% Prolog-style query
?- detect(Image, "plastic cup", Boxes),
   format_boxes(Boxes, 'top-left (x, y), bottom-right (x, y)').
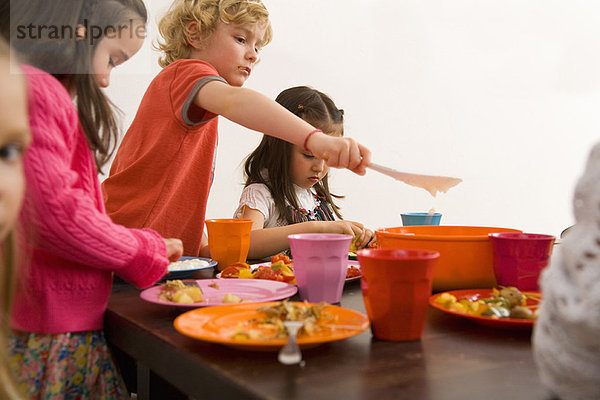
top-left (401, 212), bottom-right (442, 226)
top-left (288, 233), bottom-right (352, 303)
top-left (357, 248), bottom-right (439, 341)
top-left (489, 232), bottom-right (555, 291)
top-left (205, 219), bottom-right (253, 271)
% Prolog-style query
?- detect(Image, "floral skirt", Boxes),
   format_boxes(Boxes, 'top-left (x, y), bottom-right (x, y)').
top-left (8, 329), bottom-right (128, 400)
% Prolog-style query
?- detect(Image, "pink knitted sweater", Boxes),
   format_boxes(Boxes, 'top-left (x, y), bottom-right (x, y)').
top-left (10, 66), bottom-right (169, 334)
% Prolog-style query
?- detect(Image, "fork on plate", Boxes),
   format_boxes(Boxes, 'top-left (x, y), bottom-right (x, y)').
top-left (183, 280), bottom-right (201, 288)
top-left (278, 320), bottom-right (303, 365)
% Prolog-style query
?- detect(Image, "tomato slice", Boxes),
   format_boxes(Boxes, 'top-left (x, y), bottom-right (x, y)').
top-left (229, 262), bottom-right (250, 270)
top-left (346, 266), bottom-right (361, 278)
top-left (252, 266), bottom-right (278, 280)
top-left (270, 254), bottom-right (292, 264)
top-left (221, 266), bottom-right (241, 278)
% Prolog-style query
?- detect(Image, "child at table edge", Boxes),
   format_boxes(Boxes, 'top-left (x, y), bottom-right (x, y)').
top-left (101, 0), bottom-right (371, 257)
top-left (0, 36), bottom-right (31, 400)
top-left (532, 142), bottom-right (600, 400)
top-left (5, 0), bottom-right (183, 397)
top-left (234, 86), bottom-right (374, 259)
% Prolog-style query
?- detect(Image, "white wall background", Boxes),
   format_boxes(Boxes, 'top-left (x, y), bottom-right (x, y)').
top-left (104, 0), bottom-right (600, 238)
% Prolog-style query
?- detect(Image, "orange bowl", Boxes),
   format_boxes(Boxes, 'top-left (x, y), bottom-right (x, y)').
top-left (375, 226), bottom-right (522, 292)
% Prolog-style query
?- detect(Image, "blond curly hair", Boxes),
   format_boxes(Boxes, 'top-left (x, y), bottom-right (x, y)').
top-left (156, 0), bottom-right (273, 67)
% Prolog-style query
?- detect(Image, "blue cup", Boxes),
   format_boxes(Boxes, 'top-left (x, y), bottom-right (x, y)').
top-left (401, 212), bottom-right (442, 226)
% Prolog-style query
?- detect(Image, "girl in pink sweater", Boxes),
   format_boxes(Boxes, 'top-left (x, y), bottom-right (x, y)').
top-left (4, 0), bottom-right (183, 398)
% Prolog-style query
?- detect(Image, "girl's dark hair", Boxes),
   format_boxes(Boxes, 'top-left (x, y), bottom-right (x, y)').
top-left (3, 0), bottom-right (147, 172)
top-left (243, 86), bottom-right (345, 224)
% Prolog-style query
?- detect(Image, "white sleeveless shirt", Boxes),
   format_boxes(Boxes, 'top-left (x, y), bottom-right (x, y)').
top-left (233, 183), bottom-right (319, 227)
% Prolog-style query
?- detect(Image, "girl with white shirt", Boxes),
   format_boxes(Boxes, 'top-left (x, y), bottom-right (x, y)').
top-left (234, 86), bottom-right (374, 259)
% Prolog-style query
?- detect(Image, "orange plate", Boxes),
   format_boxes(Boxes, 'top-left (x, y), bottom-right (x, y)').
top-left (429, 289), bottom-right (541, 329)
top-left (174, 301), bottom-right (370, 351)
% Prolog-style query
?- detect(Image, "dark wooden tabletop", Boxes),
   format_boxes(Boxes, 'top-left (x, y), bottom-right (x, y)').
top-left (105, 269), bottom-right (552, 400)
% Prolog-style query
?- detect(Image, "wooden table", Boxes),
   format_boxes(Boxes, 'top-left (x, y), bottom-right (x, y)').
top-left (105, 269), bottom-right (551, 400)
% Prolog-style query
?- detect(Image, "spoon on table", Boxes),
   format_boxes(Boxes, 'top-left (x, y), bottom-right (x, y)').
top-left (367, 162), bottom-right (462, 197)
top-left (278, 321), bottom-right (303, 365)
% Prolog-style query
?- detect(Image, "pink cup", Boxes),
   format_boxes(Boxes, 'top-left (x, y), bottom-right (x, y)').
top-left (489, 232), bottom-right (556, 291)
top-left (288, 233), bottom-right (353, 303)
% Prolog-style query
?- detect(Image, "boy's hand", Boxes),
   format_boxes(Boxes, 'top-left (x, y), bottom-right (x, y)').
top-left (307, 132), bottom-right (371, 175)
top-left (163, 238), bottom-right (184, 262)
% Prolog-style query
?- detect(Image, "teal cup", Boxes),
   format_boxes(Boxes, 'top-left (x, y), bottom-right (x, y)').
top-left (401, 212), bottom-right (442, 226)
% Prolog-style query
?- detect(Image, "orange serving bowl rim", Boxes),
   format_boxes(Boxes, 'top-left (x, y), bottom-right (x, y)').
top-left (375, 226), bottom-right (522, 242)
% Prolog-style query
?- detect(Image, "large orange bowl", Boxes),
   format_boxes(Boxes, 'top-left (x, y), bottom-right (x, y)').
top-left (375, 226), bottom-right (522, 292)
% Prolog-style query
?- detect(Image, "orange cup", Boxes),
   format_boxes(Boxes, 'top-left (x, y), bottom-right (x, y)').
top-left (205, 219), bottom-right (253, 271)
top-left (357, 248), bottom-right (439, 341)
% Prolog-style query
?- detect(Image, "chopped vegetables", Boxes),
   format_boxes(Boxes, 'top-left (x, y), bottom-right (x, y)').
top-left (230, 300), bottom-right (335, 341)
top-left (220, 260), bottom-right (296, 284)
top-left (222, 293), bottom-right (243, 303)
top-left (220, 257), bottom-right (361, 283)
top-left (433, 287), bottom-right (539, 320)
top-left (349, 240), bottom-right (358, 253)
top-left (158, 280), bottom-right (204, 304)
top-left (270, 254), bottom-right (292, 265)
top-left (221, 262), bottom-right (252, 278)
top-left (158, 280), bottom-right (244, 304)
top-left (346, 265), bottom-right (361, 279)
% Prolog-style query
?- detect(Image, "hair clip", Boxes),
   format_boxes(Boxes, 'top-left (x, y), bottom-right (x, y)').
top-left (297, 104), bottom-right (304, 110)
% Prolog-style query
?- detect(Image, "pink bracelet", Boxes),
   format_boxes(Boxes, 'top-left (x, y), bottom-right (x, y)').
top-left (303, 129), bottom-right (322, 151)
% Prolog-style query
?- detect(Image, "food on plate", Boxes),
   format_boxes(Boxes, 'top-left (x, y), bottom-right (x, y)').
top-left (270, 254), bottom-right (292, 264)
top-left (349, 240), bottom-right (358, 253)
top-left (221, 262), bottom-right (253, 279)
top-left (221, 260), bottom-right (296, 283)
top-left (433, 286), bottom-right (538, 320)
top-left (168, 258), bottom-right (211, 272)
top-left (230, 300), bottom-right (335, 341)
top-left (220, 255), bottom-right (361, 283)
top-left (158, 280), bottom-right (203, 304)
top-left (346, 265), bottom-right (361, 279)
top-left (222, 293), bottom-right (243, 303)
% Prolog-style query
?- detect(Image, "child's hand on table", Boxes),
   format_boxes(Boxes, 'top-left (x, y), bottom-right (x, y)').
top-left (314, 220), bottom-right (372, 249)
top-left (354, 227), bottom-right (375, 250)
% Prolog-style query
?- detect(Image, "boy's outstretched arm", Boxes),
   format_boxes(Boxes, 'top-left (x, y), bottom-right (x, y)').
top-left (194, 81), bottom-right (371, 175)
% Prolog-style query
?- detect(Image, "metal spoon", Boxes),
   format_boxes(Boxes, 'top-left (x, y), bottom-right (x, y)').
top-left (278, 321), bottom-right (303, 365)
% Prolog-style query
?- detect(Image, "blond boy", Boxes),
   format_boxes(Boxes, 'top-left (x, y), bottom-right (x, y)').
top-left (102, 0), bottom-right (370, 256)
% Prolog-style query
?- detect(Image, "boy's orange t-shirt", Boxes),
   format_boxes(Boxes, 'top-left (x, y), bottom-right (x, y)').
top-left (102, 59), bottom-right (227, 256)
